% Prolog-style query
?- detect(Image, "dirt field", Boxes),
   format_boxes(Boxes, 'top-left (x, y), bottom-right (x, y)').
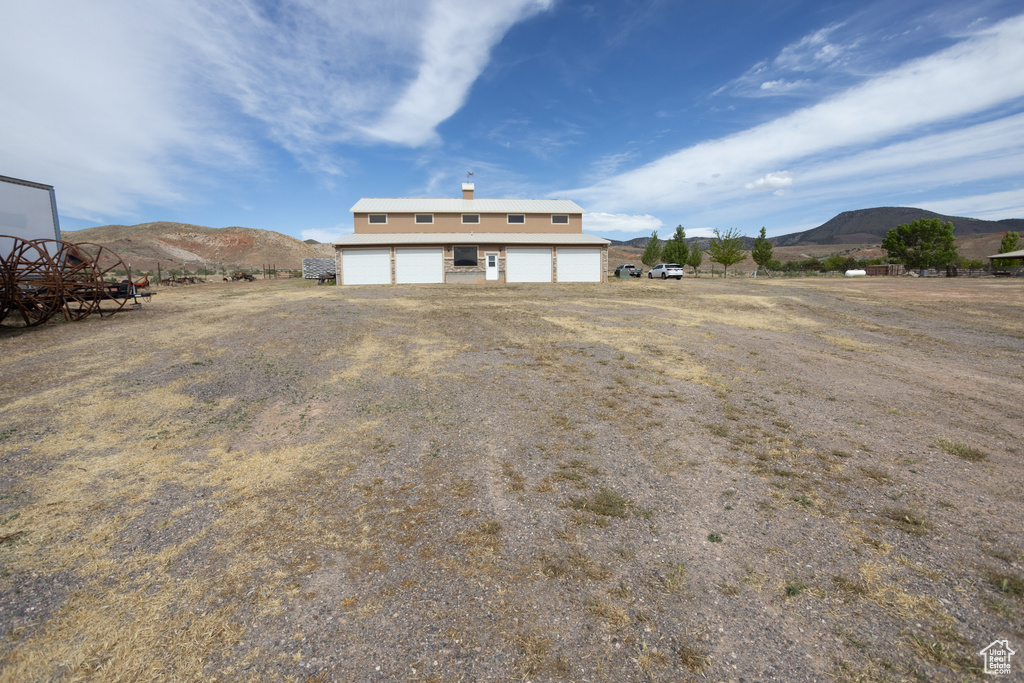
top-left (1, 276), bottom-right (1022, 682)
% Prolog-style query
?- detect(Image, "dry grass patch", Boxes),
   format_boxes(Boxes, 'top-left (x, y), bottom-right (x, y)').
top-left (856, 560), bottom-right (946, 622)
top-left (569, 487), bottom-right (632, 518)
top-left (676, 639), bottom-right (711, 672)
top-left (934, 436), bottom-right (988, 462)
top-left (545, 459), bottom-right (601, 489)
top-left (907, 632), bottom-right (981, 675)
top-left (513, 632), bottom-right (569, 678)
top-left (583, 598), bottom-right (630, 625)
top-left (538, 549), bottom-right (611, 582)
top-left (880, 507), bottom-right (931, 535)
top-left (985, 568), bottom-right (1024, 598)
top-left (500, 462), bottom-right (525, 492)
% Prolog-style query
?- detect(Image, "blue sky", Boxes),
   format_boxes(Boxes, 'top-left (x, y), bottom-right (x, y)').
top-left (3, 0), bottom-right (1024, 242)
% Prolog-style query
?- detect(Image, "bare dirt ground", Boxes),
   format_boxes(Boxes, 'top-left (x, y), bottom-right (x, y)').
top-left (0, 276), bottom-right (1022, 682)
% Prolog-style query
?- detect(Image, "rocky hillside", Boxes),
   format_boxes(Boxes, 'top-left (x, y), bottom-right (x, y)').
top-left (61, 222), bottom-right (332, 272)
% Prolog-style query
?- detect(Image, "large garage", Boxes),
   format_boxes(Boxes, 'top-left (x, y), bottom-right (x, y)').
top-left (506, 247), bottom-right (552, 283)
top-left (395, 248), bottom-right (443, 284)
top-left (336, 186), bottom-right (608, 285)
top-left (341, 249), bottom-right (391, 285)
top-left (555, 248), bottom-right (602, 283)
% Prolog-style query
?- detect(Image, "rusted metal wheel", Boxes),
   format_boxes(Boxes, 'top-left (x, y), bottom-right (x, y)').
top-left (70, 243), bottom-right (133, 316)
top-left (51, 241), bottom-right (101, 321)
top-left (0, 237), bottom-right (63, 327)
top-left (0, 249), bottom-right (10, 326)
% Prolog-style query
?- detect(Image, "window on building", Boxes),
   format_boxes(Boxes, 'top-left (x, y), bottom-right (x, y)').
top-left (368, 214), bottom-right (387, 224)
top-left (462, 214), bottom-right (480, 224)
top-left (507, 214), bottom-right (525, 224)
top-left (453, 246), bottom-right (478, 267)
top-left (415, 214), bottom-right (433, 224)
top-left (551, 214), bottom-right (569, 224)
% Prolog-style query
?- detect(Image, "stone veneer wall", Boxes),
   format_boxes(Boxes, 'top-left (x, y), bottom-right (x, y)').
top-left (302, 258), bottom-right (337, 279)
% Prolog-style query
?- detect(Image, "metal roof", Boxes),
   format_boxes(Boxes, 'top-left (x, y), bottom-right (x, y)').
top-left (333, 232), bottom-right (609, 247)
top-left (988, 248), bottom-right (1024, 259)
top-left (350, 198), bottom-right (584, 214)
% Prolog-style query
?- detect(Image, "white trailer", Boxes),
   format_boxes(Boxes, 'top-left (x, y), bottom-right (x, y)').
top-left (0, 175), bottom-right (62, 260)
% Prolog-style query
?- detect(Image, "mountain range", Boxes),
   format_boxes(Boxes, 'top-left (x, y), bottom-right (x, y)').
top-left (59, 207), bottom-right (1021, 272)
top-left (610, 207), bottom-right (1024, 248)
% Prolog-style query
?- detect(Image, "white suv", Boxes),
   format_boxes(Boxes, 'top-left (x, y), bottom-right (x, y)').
top-left (648, 263), bottom-right (684, 280)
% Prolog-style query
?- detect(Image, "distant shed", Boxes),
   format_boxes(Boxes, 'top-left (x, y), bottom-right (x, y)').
top-left (988, 248), bottom-right (1024, 267)
top-left (302, 258), bottom-right (336, 279)
top-left (865, 264), bottom-right (904, 276)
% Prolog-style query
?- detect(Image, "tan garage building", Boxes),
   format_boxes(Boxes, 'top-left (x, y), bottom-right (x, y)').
top-left (333, 184), bottom-right (608, 285)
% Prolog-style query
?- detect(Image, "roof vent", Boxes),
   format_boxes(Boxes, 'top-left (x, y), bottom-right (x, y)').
top-left (462, 183), bottom-right (474, 200)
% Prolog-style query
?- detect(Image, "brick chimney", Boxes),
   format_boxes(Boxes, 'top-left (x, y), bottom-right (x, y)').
top-left (462, 183), bottom-right (474, 200)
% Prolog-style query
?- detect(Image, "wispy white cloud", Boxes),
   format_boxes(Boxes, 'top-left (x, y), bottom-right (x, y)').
top-left (718, 23), bottom-right (854, 98)
top-left (568, 13), bottom-right (1024, 219)
top-left (485, 117), bottom-right (585, 162)
top-left (0, 0), bottom-right (551, 221)
top-left (772, 26), bottom-right (849, 72)
top-left (588, 151), bottom-right (642, 181)
top-left (362, 0), bottom-right (554, 146)
top-left (918, 189), bottom-right (1024, 221)
top-left (583, 212), bottom-right (663, 237)
top-left (759, 79), bottom-right (811, 94)
top-left (745, 172), bottom-right (793, 192)
top-left (780, 114), bottom-right (1024, 204)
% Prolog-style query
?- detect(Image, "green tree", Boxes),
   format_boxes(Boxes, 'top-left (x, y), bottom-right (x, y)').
top-left (686, 244), bottom-right (703, 276)
top-left (1000, 231), bottom-right (1020, 254)
top-left (661, 225), bottom-right (689, 266)
top-left (822, 254), bottom-right (847, 272)
top-left (751, 227), bottom-right (773, 275)
top-left (999, 231), bottom-right (1020, 267)
top-left (640, 231), bottom-right (662, 270)
top-left (881, 218), bottom-right (958, 274)
top-left (707, 228), bottom-right (746, 277)
top-left (802, 257), bottom-right (823, 272)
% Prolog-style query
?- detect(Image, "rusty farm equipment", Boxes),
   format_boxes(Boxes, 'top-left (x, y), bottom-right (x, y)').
top-left (0, 235), bottom-right (149, 328)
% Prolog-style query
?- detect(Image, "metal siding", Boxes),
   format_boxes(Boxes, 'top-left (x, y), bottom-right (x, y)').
top-left (0, 177), bottom-right (62, 259)
top-left (341, 249), bottom-right (391, 285)
top-left (395, 248), bottom-right (443, 284)
top-left (335, 232), bottom-right (609, 246)
top-left (351, 198), bottom-right (584, 214)
top-left (556, 248), bottom-right (602, 282)
top-left (506, 248), bottom-right (552, 283)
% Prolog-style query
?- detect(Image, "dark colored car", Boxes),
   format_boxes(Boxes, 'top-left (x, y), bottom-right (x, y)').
top-left (614, 264), bottom-right (642, 278)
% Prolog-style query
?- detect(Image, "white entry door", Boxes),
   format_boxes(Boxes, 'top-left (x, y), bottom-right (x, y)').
top-left (395, 248), bottom-right (443, 284)
top-left (556, 248), bottom-right (602, 282)
top-left (342, 249), bottom-right (391, 285)
top-left (486, 253), bottom-right (498, 280)
top-left (506, 247), bottom-right (552, 283)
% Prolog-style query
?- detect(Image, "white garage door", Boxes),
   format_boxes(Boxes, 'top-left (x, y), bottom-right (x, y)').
top-left (556, 248), bottom-right (601, 283)
top-left (342, 249), bottom-right (391, 285)
top-left (396, 248), bottom-right (443, 284)
top-left (506, 247), bottom-right (552, 283)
